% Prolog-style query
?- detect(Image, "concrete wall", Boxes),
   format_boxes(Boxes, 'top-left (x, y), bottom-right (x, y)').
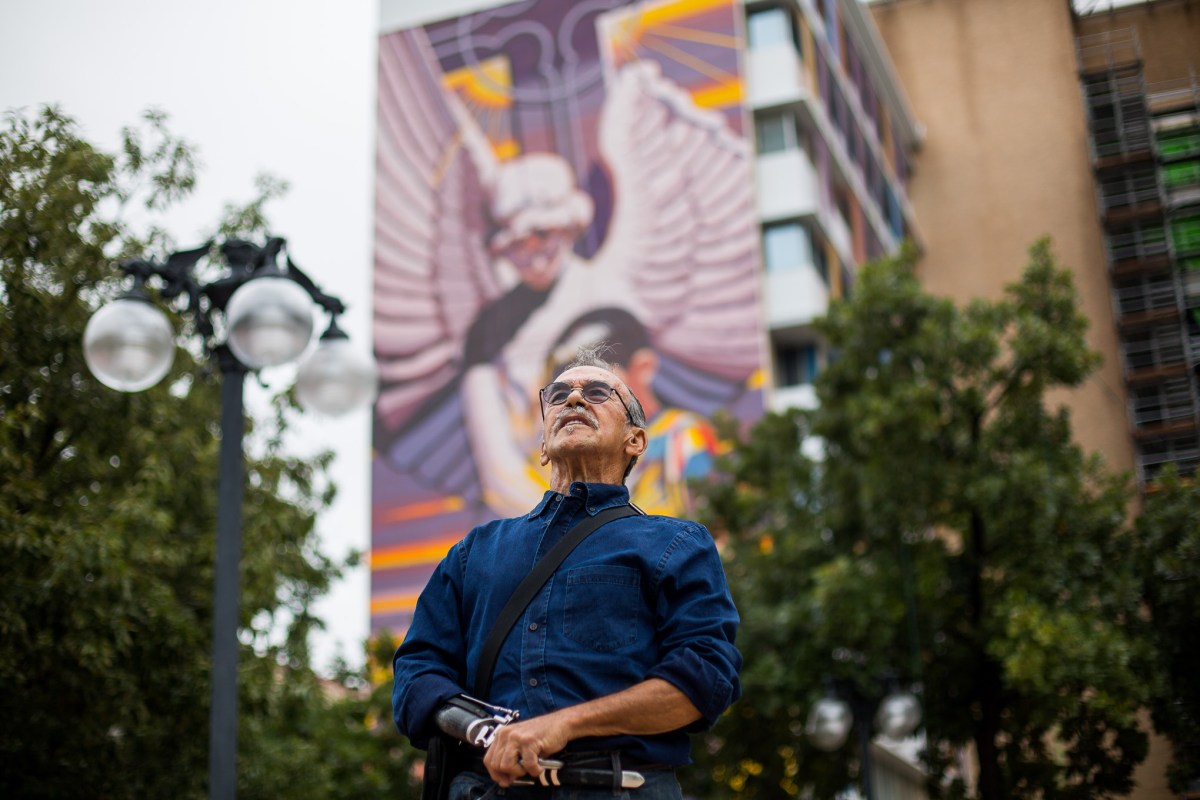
top-left (868, 0), bottom-right (1135, 474)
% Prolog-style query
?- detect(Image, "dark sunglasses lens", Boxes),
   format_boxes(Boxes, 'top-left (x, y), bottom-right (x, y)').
top-left (582, 383), bottom-right (614, 403)
top-left (542, 381), bottom-right (615, 406)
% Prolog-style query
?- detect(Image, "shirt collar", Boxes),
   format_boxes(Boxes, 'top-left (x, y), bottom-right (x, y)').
top-left (528, 482), bottom-right (631, 519)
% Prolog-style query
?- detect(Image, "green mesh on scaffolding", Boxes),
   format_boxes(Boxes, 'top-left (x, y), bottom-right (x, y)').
top-left (1171, 215), bottom-right (1200, 253)
top-left (1157, 128), bottom-right (1200, 160)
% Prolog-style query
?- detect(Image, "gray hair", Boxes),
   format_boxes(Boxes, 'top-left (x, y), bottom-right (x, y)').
top-left (559, 342), bottom-right (648, 482)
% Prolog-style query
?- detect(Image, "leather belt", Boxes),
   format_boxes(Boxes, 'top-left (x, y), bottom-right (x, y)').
top-left (461, 750), bottom-right (674, 792)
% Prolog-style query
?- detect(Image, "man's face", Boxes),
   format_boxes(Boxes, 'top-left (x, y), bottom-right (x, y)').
top-left (539, 366), bottom-right (639, 467)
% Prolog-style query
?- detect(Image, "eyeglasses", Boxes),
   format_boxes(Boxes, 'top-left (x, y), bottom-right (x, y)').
top-left (539, 380), bottom-right (633, 423)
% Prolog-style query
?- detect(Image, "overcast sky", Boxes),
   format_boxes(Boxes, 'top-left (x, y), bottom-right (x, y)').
top-left (1, 0), bottom-right (383, 671)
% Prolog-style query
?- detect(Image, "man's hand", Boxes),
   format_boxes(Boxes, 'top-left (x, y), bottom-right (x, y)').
top-left (478, 679), bottom-right (701, 786)
top-left (482, 712), bottom-right (570, 786)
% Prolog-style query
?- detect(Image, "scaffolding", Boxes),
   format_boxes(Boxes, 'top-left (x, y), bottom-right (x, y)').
top-left (1077, 29), bottom-right (1200, 482)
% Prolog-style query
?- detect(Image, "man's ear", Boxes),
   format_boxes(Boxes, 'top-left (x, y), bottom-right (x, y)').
top-left (626, 426), bottom-right (648, 459)
top-left (539, 437), bottom-right (551, 467)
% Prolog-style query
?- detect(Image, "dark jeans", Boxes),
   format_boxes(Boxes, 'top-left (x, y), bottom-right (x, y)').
top-left (449, 769), bottom-right (683, 800)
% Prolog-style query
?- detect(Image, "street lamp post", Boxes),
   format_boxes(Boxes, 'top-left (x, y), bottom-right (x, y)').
top-left (805, 683), bottom-right (923, 800)
top-left (82, 237), bottom-right (376, 799)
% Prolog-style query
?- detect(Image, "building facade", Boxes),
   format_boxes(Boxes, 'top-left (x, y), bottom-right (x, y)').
top-left (743, 0), bottom-right (922, 412)
top-left (1075, 8), bottom-right (1200, 483)
top-left (870, 0), bottom-right (1200, 486)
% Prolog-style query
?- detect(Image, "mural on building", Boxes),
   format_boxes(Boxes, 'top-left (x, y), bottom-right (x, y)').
top-left (371, 0), bottom-right (765, 633)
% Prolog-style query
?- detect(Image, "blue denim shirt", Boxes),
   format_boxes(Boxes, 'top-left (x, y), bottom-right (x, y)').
top-left (392, 482), bottom-right (742, 766)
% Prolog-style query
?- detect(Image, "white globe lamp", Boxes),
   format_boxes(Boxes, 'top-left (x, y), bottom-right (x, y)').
top-left (225, 275), bottom-right (314, 369)
top-left (83, 297), bottom-right (175, 392)
top-left (875, 691), bottom-right (922, 740)
top-left (295, 328), bottom-right (378, 416)
top-left (805, 696), bottom-right (853, 752)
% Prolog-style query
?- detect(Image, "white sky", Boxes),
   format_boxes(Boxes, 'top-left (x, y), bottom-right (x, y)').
top-left (1, 0), bottom-right (382, 672)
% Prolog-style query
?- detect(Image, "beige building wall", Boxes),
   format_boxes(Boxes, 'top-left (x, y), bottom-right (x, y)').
top-left (868, 0), bottom-right (1134, 472)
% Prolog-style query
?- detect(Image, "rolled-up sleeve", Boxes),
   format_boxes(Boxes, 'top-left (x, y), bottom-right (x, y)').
top-left (644, 524), bottom-right (742, 729)
top-left (392, 540), bottom-right (470, 748)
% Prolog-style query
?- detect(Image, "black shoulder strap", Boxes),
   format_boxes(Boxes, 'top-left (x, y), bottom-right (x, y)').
top-left (473, 504), bottom-right (640, 698)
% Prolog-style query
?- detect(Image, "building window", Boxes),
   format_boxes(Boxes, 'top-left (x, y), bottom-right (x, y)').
top-left (746, 6), bottom-right (793, 50)
top-left (756, 109), bottom-right (797, 154)
top-left (830, 86), bottom-right (848, 139)
top-left (886, 187), bottom-right (904, 242)
top-left (762, 221), bottom-right (812, 273)
top-left (776, 343), bottom-right (819, 386)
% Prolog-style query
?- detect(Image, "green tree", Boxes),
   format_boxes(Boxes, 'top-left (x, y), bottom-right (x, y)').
top-left (237, 632), bottom-right (422, 800)
top-left (689, 243), bottom-right (1167, 800)
top-left (0, 107), bottom-right (408, 797)
top-left (1132, 466), bottom-right (1200, 793)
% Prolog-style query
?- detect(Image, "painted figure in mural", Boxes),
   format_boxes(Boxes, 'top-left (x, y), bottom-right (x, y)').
top-left (372, 25), bottom-right (761, 519)
top-left (392, 344), bottom-right (743, 799)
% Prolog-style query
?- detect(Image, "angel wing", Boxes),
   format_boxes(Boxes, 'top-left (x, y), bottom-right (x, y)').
top-left (593, 60), bottom-right (762, 386)
top-left (373, 28), bottom-right (504, 440)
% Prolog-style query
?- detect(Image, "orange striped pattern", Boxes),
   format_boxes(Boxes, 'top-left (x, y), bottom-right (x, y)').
top-left (371, 534), bottom-right (463, 570)
top-left (377, 496), bottom-right (465, 525)
top-left (370, 592), bottom-right (422, 616)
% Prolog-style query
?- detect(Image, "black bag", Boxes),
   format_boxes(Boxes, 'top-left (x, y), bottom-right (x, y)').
top-left (421, 732), bottom-right (467, 800)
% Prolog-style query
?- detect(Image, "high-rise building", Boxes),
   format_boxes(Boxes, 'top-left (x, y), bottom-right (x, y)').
top-left (742, 0), bottom-right (922, 412)
top-left (870, 0), bottom-right (1200, 486)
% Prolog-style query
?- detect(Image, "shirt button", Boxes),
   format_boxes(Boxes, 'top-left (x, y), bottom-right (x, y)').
top-left (528, 622), bottom-right (538, 631)
top-left (529, 678), bottom-right (538, 687)
top-left (554, 496), bottom-right (562, 503)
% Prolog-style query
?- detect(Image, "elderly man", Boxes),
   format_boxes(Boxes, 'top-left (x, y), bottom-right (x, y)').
top-left (392, 346), bottom-right (742, 800)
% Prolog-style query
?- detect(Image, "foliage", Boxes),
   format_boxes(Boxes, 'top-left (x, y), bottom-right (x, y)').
top-left (686, 242), bottom-right (1193, 800)
top-left (0, 106), bottom-right (408, 797)
top-left (237, 632), bottom-right (422, 800)
top-left (1133, 466), bottom-right (1200, 793)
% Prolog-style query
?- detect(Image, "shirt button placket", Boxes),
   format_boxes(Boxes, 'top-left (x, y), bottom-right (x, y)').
top-left (522, 595), bottom-right (551, 711)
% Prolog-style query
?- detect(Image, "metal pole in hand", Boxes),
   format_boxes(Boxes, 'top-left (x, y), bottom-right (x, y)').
top-left (208, 347), bottom-right (247, 800)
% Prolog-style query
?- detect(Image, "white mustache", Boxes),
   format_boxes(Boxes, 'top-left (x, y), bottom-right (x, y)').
top-left (554, 405), bottom-right (599, 432)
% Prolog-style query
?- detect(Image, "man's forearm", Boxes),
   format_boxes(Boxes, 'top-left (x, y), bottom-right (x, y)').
top-left (482, 678), bottom-right (700, 786)
top-left (554, 677), bottom-right (701, 738)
